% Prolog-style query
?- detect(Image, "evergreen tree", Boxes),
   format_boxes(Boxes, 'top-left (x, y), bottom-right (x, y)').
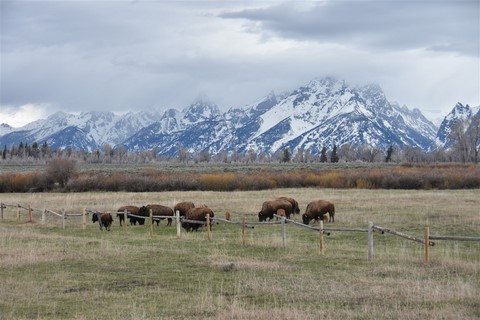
top-left (385, 145), bottom-right (394, 162)
top-left (2, 145), bottom-right (6, 160)
top-left (330, 145), bottom-right (339, 163)
top-left (320, 147), bottom-right (328, 163)
top-left (281, 148), bottom-right (291, 163)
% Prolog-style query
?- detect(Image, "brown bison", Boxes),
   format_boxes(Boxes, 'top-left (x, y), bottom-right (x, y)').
top-left (138, 204), bottom-right (174, 226)
top-left (302, 200), bottom-right (335, 225)
top-left (92, 212), bottom-right (114, 231)
top-left (258, 199), bottom-right (293, 221)
top-left (277, 197), bottom-right (300, 215)
top-left (173, 201), bottom-right (195, 217)
top-left (116, 205), bottom-right (140, 226)
top-left (182, 206), bottom-right (215, 232)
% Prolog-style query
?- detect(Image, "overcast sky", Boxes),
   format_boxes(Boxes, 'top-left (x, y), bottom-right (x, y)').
top-left (1, 0), bottom-right (479, 127)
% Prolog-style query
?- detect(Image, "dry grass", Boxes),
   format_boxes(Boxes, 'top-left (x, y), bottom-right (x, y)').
top-left (0, 189), bottom-right (479, 319)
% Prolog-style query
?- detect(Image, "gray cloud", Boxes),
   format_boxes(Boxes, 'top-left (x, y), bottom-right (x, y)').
top-left (0, 0), bottom-right (478, 126)
top-left (220, 1), bottom-right (479, 56)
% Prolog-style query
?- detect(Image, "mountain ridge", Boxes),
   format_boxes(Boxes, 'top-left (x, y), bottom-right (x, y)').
top-left (1, 77), bottom-right (477, 156)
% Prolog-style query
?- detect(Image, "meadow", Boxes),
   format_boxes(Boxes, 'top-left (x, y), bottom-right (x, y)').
top-left (0, 188), bottom-right (479, 319)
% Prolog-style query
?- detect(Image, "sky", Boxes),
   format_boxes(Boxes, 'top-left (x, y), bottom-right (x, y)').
top-left (1, 0), bottom-right (479, 127)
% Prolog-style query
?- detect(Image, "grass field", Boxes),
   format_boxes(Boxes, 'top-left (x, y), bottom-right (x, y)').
top-left (0, 188), bottom-right (479, 319)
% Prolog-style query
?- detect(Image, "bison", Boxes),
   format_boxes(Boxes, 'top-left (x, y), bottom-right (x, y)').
top-left (182, 206), bottom-right (215, 232)
top-left (116, 205), bottom-right (140, 226)
top-left (173, 201), bottom-right (195, 218)
top-left (277, 197), bottom-right (300, 215)
top-left (302, 200), bottom-right (335, 225)
top-left (258, 199), bottom-right (293, 221)
top-left (92, 212), bottom-right (113, 231)
top-left (138, 204), bottom-right (174, 226)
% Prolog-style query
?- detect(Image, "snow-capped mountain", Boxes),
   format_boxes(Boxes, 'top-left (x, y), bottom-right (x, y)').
top-left (435, 103), bottom-right (480, 149)
top-left (0, 76), bottom-right (467, 157)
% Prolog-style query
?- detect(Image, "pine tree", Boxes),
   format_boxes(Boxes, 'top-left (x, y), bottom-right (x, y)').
top-left (320, 147), bottom-right (328, 163)
top-left (330, 145), bottom-right (339, 163)
top-left (282, 148), bottom-right (291, 163)
top-left (385, 145), bottom-right (394, 162)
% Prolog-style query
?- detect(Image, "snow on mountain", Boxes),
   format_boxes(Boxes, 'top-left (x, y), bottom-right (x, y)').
top-left (435, 103), bottom-right (479, 149)
top-left (0, 123), bottom-right (14, 136)
top-left (1, 76), bottom-right (466, 157)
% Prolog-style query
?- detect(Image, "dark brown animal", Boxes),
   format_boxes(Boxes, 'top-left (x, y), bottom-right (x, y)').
top-left (182, 206), bottom-right (215, 232)
top-left (138, 204), bottom-right (174, 226)
top-left (302, 200), bottom-right (335, 225)
top-left (258, 199), bottom-right (293, 221)
top-left (116, 205), bottom-right (140, 226)
top-left (277, 197), bottom-right (300, 215)
top-left (173, 201), bottom-right (195, 217)
top-left (92, 212), bottom-right (114, 231)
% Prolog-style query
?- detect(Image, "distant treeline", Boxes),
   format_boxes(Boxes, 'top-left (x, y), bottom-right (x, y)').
top-left (0, 160), bottom-right (478, 193)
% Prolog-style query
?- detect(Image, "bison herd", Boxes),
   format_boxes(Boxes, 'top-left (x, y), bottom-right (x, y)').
top-left (92, 198), bottom-right (335, 231)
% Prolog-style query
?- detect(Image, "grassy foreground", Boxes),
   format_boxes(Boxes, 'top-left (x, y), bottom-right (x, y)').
top-left (0, 189), bottom-right (479, 320)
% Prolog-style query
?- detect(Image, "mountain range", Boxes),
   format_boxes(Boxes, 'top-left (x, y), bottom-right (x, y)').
top-left (1, 77), bottom-right (479, 156)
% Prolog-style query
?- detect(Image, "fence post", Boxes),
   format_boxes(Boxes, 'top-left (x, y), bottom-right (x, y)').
top-left (281, 216), bottom-right (287, 248)
top-left (319, 220), bottom-right (324, 255)
top-left (424, 227), bottom-right (430, 264)
top-left (242, 216), bottom-right (246, 246)
top-left (17, 204), bottom-right (20, 221)
top-left (123, 209), bottom-right (128, 232)
top-left (41, 208), bottom-right (46, 224)
top-left (62, 209), bottom-right (66, 229)
top-left (368, 221), bottom-right (374, 261)
top-left (206, 214), bottom-right (211, 241)
top-left (176, 210), bottom-right (181, 239)
top-left (149, 209), bottom-right (153, 237)
top-left (28, 204), bottom-right (32, 222)
top-left (82, 208), bottom-right (86, 230)
top-left (0, 203), bottom-right (3, 220)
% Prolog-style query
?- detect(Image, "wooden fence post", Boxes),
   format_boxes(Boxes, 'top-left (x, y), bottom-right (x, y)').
top-left (206, 214), bottom-right (211, 241)
top-left (82, 208), bottom-right (86, 230)
top-left (424, 227), bottom-right (430, 264)
top-left (242, 216), bottom-right (246, 246)
top-left (319, 220), bottom-right (324, 255)
top-left (0, 203), bottom-right (3, 220)
top-left (281, 216), bottom-right (287, 248)
top-left (149, 209), bottom-right (153, 237)
top-left (62, 209), bottom-right (66, 229)
top-left (28, 204), bottom-right (32, 222)
top-left (17, 204), bottom-right (20, 221)
top-left (368, 221), bottom-right (374, 261)
top-left (176, 210), bottom-right (181, 239)
top-left (41, 208), bottom-right (46, 224)
top-left (123, 209), bottom-right (128, 232)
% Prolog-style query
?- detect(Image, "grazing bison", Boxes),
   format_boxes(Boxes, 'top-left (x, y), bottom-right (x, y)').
top-left (258, 199), bottom-right (293, 221)
top-left (182, 206), bottom-right (215, 232)
top-left (173, 201), bottom-right (195, 217)
top-left (138, 204), bottom-right (174, 226)
top-left (92, 212), bottom-right (114, 231)
top-left (277, 197), bottom-right (300, 215)
top-left (302, 200), bottom-right (335, 225)
top-left (116, 205), bottom-right (140, 226)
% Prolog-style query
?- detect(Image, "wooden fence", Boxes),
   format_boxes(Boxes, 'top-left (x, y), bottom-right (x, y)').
top-left (1, 202), bottom-right (479, 264)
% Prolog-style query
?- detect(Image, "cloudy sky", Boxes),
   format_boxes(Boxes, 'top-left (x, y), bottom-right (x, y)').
top-left (1, 0), bottom-right (479, 127)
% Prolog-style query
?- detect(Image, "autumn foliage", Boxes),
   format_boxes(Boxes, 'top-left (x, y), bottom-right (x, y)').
top-left (1, 163), bottom-right (479, 193)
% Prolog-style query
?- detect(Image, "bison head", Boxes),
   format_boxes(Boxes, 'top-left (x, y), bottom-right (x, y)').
top-left (302, 213), bottom-right (311, 225)
top-left (258, 211), bottom-right (265, 222)
top-left (92, 212), bottom-right (99, 223)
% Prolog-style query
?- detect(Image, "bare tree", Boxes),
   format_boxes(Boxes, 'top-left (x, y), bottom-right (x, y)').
top-left (46, 158), bottom-right (77, 188)
top-left (466, 115), bottom-right (480, 163)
